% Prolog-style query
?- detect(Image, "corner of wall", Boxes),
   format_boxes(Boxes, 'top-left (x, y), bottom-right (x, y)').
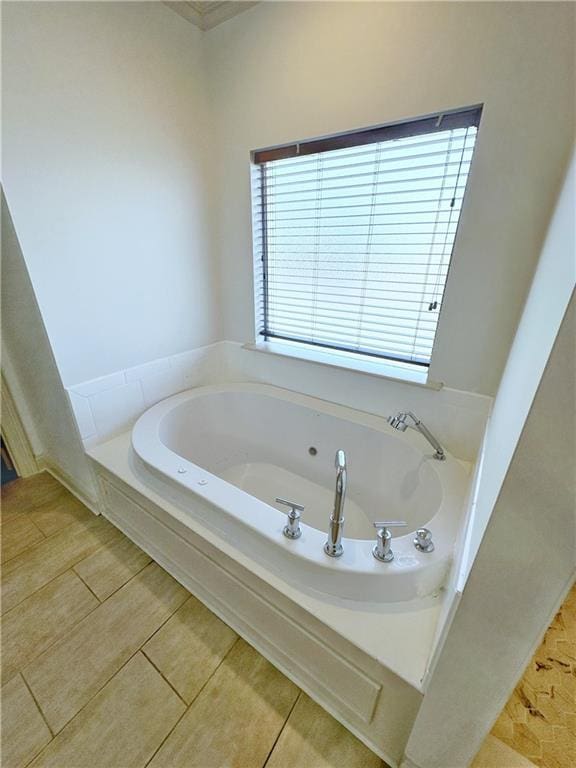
top-left (1, 190), bottom-right (98, 503)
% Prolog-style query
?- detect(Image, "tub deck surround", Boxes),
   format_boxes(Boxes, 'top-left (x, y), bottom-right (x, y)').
top-left (88, 439), bottom-right (425, 763)
top-left (89, 431), bottom-right (444, 689)
top-left (66, 341), bottom-right (228, 444)
top-left (222, 341), bottom-right (493, 462)
top-left (131, 384), bottom-right (470, 604)
top-left (66, 341), bottom-right (492, 461)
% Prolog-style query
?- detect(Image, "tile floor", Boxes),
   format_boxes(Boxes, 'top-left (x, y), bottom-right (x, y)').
top-left (2, 472), bottom-right (572, 768)
top-left (490, 583), bottom-right (576, 768)
top-left (0, 473), bottom-right (386, 768)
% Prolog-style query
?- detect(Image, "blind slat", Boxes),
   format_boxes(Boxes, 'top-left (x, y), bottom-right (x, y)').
top-left (261, 333), bottom-right (432, 367)
top-left (262, 291), bottom-right (442, 307)
top-left (257, 146), bottom-right (474, 184)
top-left (259, 299), bottom-right (440, 322)
top-left (265, 314), bottom-right (436, 340)
top-left (264, 323), bottom-right (435, 350)
top-left (258, 173), bottom-right (470, 200)
top-left (252, 116), bottom-right (479, 366)
top-left (250, 195), bottom-right (465, 214)
top-left (253, 188), bottom-right (467, 208)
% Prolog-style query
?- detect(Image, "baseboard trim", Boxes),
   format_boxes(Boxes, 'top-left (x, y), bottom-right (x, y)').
top-left (399, 757), bottom-right (422, 768)
top-left (36, 454), bottom-right (101, 516)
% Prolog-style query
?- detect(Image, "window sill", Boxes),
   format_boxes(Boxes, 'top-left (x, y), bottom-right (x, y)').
top-left (242, 340), bottom-right (443, 390)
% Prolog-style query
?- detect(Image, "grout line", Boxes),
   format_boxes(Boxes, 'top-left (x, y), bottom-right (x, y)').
top-left (17, 598), bottom-right (221, 762)
top-left (1, 537), bottom-right (113, 617)
top-left (261, 689), bottom-right (302, 768)
top-left (18, 593), bottom-right (187, 741)
top-left (19, 672), bottom-right (55, 740)
top-left (0, 517), bottom-right (48, 566)
top-left (9, 559), bottom-right (208, 751)
top-left (1, 510), bottom-right (103, 571)
top-left (80, 555), bottom-right (153, 604)
top-left (11, 560), bottom-right (171, 676)
top-left (6, 563), bottom-right (160, 698)
top-left (141, 649), bottom-right (189, 708)
top-left (138, 595), bottom-right (194, 651)
top-left (142, 636), bottom-right (242, 768)
top-left (7, 571), bottom-right (105, 678)
top-left (26, 514), bottom-right (49, 539)
top-left (72, 568), bottom-right (104, 603)
top-left (21, 654), bottom-right (128, 741)
top-left (2, 567), bottom-right (94, 619)
top-left (1, 517), bottom-right (135, 613)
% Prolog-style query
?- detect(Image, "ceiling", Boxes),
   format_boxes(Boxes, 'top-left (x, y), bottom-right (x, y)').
top-left (164, 1), bottom-right (260, 31)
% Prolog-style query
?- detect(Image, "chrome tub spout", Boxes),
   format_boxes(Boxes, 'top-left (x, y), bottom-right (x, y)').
top-left (324, 449), bottom-right (347, 557)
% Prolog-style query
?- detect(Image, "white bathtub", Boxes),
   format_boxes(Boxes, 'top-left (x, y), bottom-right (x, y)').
top-left (131, 383), bottom-right (470, 603)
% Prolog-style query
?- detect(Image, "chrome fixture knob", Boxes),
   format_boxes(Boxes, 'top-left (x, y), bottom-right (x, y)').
top-left (414, 527), bottom-right (434, 553)
top-left (276, 497), bottom-right (304, 540)
top-left (372, 521), bottom-right (407, 562)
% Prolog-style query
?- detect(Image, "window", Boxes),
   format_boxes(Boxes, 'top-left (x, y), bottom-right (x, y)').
top-left (251, 106), bottom-right (481, 371)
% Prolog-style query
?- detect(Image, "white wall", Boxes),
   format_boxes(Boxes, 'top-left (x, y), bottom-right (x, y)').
top-left (1, 194), bottom-right (97, 501)
top-left (460, 147), bottom-right (576, 583)
top-left (205, 0), bottom-right (575, 395)
top-left (422, 144), bottom-right (575, 693)
top-left (2, 1), bottom-right (219, 386)
top-left (4, 0), bottom-right (573, 399)
top-left (402, 289), bottom-right (576, 768)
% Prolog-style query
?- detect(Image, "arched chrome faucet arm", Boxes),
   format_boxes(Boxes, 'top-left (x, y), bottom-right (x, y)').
top-left (324, 449), bottom-right (347, 557)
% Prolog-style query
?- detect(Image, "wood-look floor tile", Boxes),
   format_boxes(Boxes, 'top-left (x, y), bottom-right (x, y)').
top-left (1, 674), bottom-right (52, 768)
top-left (1, 473), bottom-right (66, 515)
top-left (0, 514), bottom-right (44, 563)
top-left (266, 693), bottom-right (385, 768)
top-left (29, 492), bottom-right (94, 536)
top-left (74, 533), bottom-right (151, 601)
top-left (1, 570), bottom-right (99, 683)
top-left (0, 496), bottom-right (21, 523)
top-left (143, 594), bottom-right (237, 703)
top-left (1, 515), bottom-right (121, 614)
top-left (23, 562), bottom-right (188, 733)
top-left (148, 638), bottom-right (299, 768)
top-left (28, 653), bottom-right (185, 768)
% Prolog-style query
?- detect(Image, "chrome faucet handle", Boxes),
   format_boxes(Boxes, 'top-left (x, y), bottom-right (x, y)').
top-left (414, 527), bottom-right (434, 553)
top-left (276, 498), bottom-right (304, 540)
top-left (373, 521), bottom-right (408, 529)
top-left (276, 497), bottom-right (305, 512)
top-left (372, 521), bottom-right (407, 563)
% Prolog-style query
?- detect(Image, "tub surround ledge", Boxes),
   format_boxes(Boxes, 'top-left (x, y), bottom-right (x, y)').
top-left (68, 341), bottom-right (492, 461)
top-left (87, 430), bottom-right (447, 765)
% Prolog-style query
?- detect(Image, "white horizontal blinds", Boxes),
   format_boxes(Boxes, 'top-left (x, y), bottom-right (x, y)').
top-left (253, 114), bottom-right (478, 366)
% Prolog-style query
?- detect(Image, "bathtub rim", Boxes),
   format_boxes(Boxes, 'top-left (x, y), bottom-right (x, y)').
top-left (131, 383), bottom-right (471, 603)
